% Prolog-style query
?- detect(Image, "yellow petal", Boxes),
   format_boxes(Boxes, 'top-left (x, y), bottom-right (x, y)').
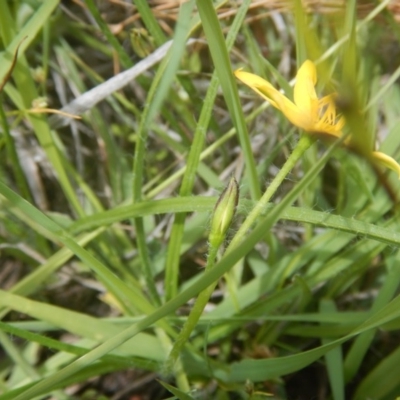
top-left (372, 151), bottom-right (400, 178)
top-left (293, 60), bottom-right (318, 116)
top-left (234, 70), bottom-right (280, 108)
top-left (234, 69), bottom-right (314, 131)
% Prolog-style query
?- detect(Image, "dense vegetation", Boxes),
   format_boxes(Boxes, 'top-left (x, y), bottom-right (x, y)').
top-left (1, 1), bottom-right (400, 399)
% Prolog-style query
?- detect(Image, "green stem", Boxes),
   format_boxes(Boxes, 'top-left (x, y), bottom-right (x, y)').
top-left (227, 134), bottom-right (315, 253)
top-left (165, 242), bottom-right (220, 373)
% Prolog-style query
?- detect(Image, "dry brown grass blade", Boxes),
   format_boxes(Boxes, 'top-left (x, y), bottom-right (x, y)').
top-left (0, 36), bottom-right (27, 93)
top-left (48, 39), bottom-right (197, 129)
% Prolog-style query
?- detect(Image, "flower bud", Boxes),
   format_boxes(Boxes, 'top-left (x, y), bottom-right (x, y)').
top-left (209, 177), bottom-right (239, 248)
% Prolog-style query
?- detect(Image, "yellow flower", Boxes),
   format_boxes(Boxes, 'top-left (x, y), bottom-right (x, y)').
top-left (235, 60), bottom-right (344, 136)
top-left (235, 60), bottom-right (400, 177)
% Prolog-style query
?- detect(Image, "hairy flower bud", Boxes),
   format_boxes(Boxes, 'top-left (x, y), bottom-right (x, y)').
top-left (209, 177), bottom-right (239, 248)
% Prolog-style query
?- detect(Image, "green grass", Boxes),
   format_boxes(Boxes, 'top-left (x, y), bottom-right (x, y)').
top-left (1, 1), bottom-right (400, 399)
